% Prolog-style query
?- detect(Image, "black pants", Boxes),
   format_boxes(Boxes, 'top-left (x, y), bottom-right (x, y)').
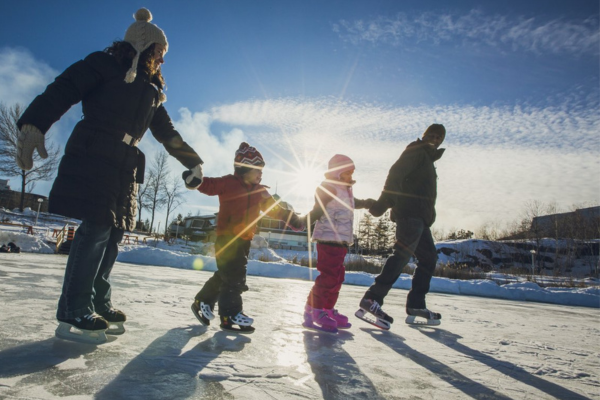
top-left (364, 217), bottom-right (437, 310)
top-left (195, 235), bottom-right (251, 317)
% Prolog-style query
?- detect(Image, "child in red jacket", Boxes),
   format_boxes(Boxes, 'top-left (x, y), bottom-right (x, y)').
top-left (191, 142), bottom-right (303, 333)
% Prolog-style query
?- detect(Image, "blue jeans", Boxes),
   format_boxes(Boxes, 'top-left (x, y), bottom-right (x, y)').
top-left (365, 217), bottom-right (438, 309)
top-left (57, 220), bottom-right (124, 320)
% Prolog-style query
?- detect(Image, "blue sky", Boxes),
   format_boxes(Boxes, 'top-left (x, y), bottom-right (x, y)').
top-left (1, 1), bottom-right (598, 235)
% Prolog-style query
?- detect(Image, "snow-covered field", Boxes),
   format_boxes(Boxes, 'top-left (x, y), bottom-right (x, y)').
top-left (1, 252), bottom-right (599, 399)
top-left (1, 208), bottom-right (599, 309)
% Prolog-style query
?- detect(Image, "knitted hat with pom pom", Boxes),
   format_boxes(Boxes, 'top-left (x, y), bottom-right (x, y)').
top-left (234, 142), bottom-right (265, 169)
top-left (123, 8), bottom-right (168, 84)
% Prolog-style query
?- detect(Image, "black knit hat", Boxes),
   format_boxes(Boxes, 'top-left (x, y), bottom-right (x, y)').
top-left (423, 124), bottom-right (446, 139)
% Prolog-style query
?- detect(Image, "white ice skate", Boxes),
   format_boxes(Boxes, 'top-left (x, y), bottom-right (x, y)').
top-left (55, 313), bottom-right (109, 344)
top-left (220, 312), bottom-right (255, 334)
top-left (200, 302), bottom-right (215, 321)
top-left (191, 300), bottom-right (214, 326)
top-left (405, 308), bottom-right (442, 326)
top-left (355, 299), bottom-right (393, 330)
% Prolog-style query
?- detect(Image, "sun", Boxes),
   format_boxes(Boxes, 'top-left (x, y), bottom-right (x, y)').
top-left (291, 165), bottom-right (324, 198)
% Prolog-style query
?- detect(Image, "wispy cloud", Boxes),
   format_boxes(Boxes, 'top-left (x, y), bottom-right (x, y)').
top-left (333, 10), bottom-right (600, 56)
top-left (1, 47), bottom-right (597, 231)
top-left (206, 96), bottom-right (599, 152)
top-left (173, 95), bottom-right (599, 229)
top-left (0, 47), bottom-right (57, 106)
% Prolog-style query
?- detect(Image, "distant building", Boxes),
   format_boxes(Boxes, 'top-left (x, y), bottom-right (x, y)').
top-left (168, 195), bottom-right (312, 249)
top-left (0, 179), bottom-right (48, 212)
top-left (168, 214), bottom-right (217, 242)
top-left (257, 194), bottom-right (310, 250)
top-left (531, 206), bottom-right (600, 238)
top-left (257, 215), bottom-right (310, 251)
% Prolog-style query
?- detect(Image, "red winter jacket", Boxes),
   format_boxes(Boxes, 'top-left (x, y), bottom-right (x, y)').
top-left (198, 174), bottom-right (300, 240)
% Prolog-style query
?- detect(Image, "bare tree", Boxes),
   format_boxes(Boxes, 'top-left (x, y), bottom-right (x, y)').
top-left (0, 103), bottom-right (60, 210)
top-left (163, 174), bottom-right (185, 236)
top-left (522, 199), bottom-right (546, 271)
top-left (145, 151), bottom-right (170, 233)
top-left (136, 180), bottom-right (152, 231)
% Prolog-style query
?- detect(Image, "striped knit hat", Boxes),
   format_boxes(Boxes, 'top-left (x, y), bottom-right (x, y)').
top-left (234, 142), bottom-right (265, 169)
top-left (123, 8), bottom-right (168, 84)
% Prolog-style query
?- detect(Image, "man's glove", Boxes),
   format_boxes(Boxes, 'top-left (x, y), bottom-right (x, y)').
top-left (182, 164), bottom-right (203, 189)
top-left (363, 198), bottom-right (377, 209)
top-left (369, 198), bottom-right (389, 217)
top-left (16, 124), bottom-right (47, 171)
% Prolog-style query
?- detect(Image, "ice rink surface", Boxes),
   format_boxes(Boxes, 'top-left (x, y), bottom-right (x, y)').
top-left (1, 253), bottom-right (598, 399)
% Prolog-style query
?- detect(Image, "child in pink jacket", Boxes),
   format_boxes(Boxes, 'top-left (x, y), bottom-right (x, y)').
top-left (302, 154), bottom-right (374, 333)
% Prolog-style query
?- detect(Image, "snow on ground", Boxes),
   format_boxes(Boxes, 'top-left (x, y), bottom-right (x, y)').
top-left (0, 252), bottom-right (599, 399)
top-left (114, 241), bottom-right (600, 308)
top-left (1, 206), bottom-right (599, 309)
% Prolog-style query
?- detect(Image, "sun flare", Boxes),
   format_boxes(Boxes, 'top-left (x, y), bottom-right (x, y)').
top-left (292, 166), bottom-right (323, 197)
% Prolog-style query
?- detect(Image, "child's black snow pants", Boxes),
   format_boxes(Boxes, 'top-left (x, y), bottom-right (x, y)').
top-left (195, 235), bottom-right (251, 317)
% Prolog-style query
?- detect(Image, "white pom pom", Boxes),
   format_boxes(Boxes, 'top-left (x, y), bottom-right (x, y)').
top-left (134, 8), bottom-right (152, 22)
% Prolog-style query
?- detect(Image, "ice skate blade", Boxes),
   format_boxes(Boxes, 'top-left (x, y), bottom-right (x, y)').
top-left (302, 321), bottom-right (338, 334)
top-left (106, 322), bottom-right (125, 335)
top-left (220, 324), bottom-right (255, 335)
top-left (55, 322), bottom-right (107, 344)
top-left (405, 315), bottom-right (441, 326)
top-left (355, 308), bottom-right (390, 330)
top-left (191, 304), bottom-right (210, 326)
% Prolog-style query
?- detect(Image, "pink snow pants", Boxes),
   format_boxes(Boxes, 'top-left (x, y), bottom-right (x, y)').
top-left (306, 243), bottom-right (348, 309)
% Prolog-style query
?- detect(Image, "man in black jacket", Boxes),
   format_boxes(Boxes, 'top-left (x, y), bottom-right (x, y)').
top-left (355, 124), bottom-right (446, 329)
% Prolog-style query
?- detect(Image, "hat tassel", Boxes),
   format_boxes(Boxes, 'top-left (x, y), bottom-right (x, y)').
top-left (125, 52), bottom-right (140, 83)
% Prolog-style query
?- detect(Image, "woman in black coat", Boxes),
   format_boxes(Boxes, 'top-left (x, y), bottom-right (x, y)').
top-left (15, 8), bottom-right (204, 343)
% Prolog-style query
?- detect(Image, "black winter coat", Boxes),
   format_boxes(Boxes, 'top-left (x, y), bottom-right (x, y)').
top-left (18, 52), bottom-right (202, 230)
top-left (371, 139), bottom-right (445, 227)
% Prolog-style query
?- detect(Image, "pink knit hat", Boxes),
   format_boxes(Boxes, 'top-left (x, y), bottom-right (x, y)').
top-left (325, 154), bottom-right (355, 179)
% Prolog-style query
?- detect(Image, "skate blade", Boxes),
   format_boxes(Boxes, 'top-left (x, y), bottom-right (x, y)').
top-left (220, 325), bottom-right (255, 334)
top-left (106, 322), bottom-right (125, 335)
top-left (302, 321), bottom-right (338, 334)
top-left (55, 322), bottom-right (108, 344)
top-left (405, 315), bottom-right (441, 326)
top-left (191, 304), bottom-right (210, 326)
top-left (355, 309), bottom-right (391, 330)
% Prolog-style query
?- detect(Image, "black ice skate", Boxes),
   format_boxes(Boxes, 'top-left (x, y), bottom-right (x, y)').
top-left (191, 300), bottom-right (214, 326)
top-left (405, 308), bottom-right (442, 326)
top-left (98, 308), bottom-right (127, 335)
top-left (220, 312), bottom-right (255, 334)
top-left (355, 298), bottom-right (394, 330)
top-left (55, 313), bottom-right (109, 344)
